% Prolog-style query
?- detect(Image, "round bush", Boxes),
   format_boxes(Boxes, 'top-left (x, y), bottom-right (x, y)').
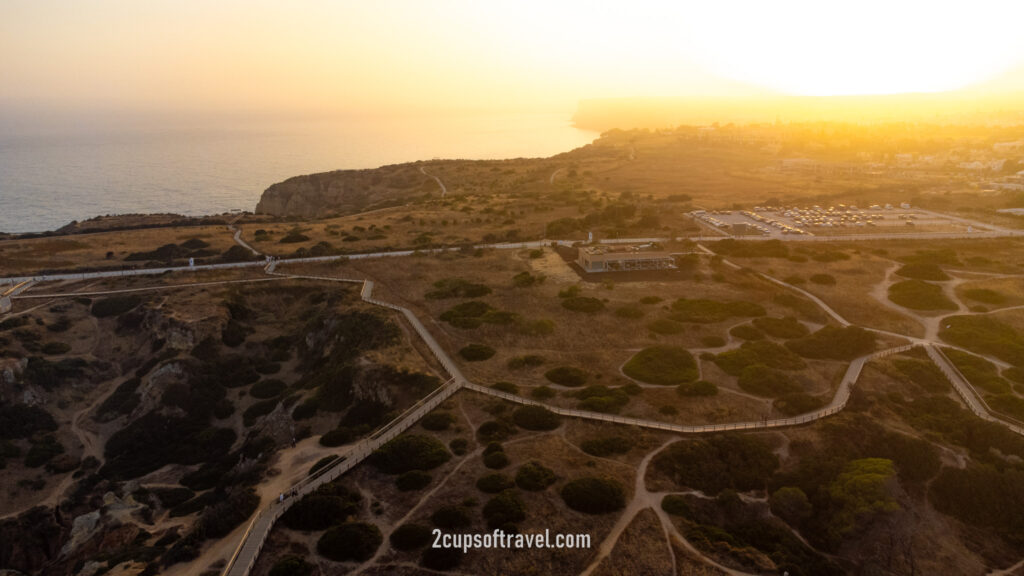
top-left (250, 379), bottom-right (287, 399)
top-left (421, 546), bottom-right (462, 571)
top-left (390, 523), bottom-right (432, 551)
top-left (515, 461), bottom-right (557, 491)
top-left (269, 555), bottom-right (314, 576)
top-left (483, 490), bottom-right (526, 529)
top-left (700, 335), bottom-right (727, 348)
top-left (317, 522), bottom-right (382, 562)
top-left (371, 435), bottom-right (451, 474)
top-left (561, 477), bottom-right (626, 514)
top-left (459, 344), bottom-right (496, 362)
top-left (431, 505), bottom-right (472, 529)
top-left (531, 386), bottom-right (556, 399)
top-left (561, 296), bottom-right (605, 313)
top-left (623, 346), bottom-right (698, 385)
top-left (729, 324), bottom-right (764, 341)
top-left (477, 420), bottom-right (516, 443)
top-left (544, 366), bottom-right (588, 387)
top-left (449, 438), bottom-right (469, 455)
top-left (476, 473), bottom-right (515, 493)
top-left (396, 470), bottom-right (432, 492)
top-left (281, 491), bottom-right (361, 531)
top-left (677, 380), bottom-right (718, 397)
top-left (483, 451), bottom-right (510, 469)
top-left (41, 342), bottom-right (71, 355)
top-left (421, 412), bottom-right (455, 431)
top-left (512, 405), bottom-right (561, 431)
top-left (491, 381), bottom-right (519, 394)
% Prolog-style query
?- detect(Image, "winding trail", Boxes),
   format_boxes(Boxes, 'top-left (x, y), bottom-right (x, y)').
top-left (420, 166), bottom-right (447, 198)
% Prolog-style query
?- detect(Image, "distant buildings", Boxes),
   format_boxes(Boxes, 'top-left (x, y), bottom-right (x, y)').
top-left (576, 245), bottom-right (677, 273)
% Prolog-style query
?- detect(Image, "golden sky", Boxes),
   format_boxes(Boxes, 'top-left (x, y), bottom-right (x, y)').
top-left (3, 0), bottom-right (1024, 116)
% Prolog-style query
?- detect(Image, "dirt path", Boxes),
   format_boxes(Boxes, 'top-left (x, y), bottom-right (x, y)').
top-left (579, 438), bottom-right (746, 576)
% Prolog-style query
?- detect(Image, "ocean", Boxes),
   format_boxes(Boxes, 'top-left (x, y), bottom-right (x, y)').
top-left (0, 113), bottom-right (596, 234)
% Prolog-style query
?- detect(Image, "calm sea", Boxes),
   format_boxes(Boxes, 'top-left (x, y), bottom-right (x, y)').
top-left (0, 113), bottom-right (596, 233)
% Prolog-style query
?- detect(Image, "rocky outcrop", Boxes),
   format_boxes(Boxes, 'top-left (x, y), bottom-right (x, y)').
top-left (256, 164), bottom-right (430, 218)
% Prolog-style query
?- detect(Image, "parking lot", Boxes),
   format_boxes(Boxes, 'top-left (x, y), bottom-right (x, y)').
top-left (692, 204), bottom-right (988, 238)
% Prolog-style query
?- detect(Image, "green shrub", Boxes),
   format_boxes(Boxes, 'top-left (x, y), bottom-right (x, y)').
top-left (561, 477), bottom-right (626, 514)
top-left (281, 485), bottom-right (362, 531)
top-left (544, 366), bottom-right (588, 387)
top-left (25, 435), bottom-right (64, 467)
top-left (670, 298), bottom-right (765, 323)
top-left (889, 280), bottom-right (957, 310)
top-left (773, 393), bottom-right (824, 415)
top-left (396, 470), bottom-right (433, 491)
top-left (677, 380), bottom-right (718, 397)
top-left (477, 420), bottom-right (517, 443)
top-left (459, 344), bottom-right (496, 361)
top-left (962, 288), bottom-right (1006, 305)
top-left (390, 523), bottom-right (433, 551)
top-left (483, 490), bottom-right (526, 529)
top-left (573, 385), bottom-right (630, 414)
top-left (889, 357), bottom-right (946, 392)
top-left (651, 434), bottom-right (779, 495)
top-left (483, 451), bottom-right (510, 469)
top-left (738, 365), bottom-right (801, 397)
top-left (809, 274), bottom-right (836, 286)
top-left (786, 326), bottom-right (875, 360)
top-left (269, 555), bottom-right (314, 576)
top-left (700, 336), bottom-right (725, 348)
top-left (420, 546), bottom-right (462, 571)
top-left (896, 262), bottom-right (949, 281)
top-left (512, 406), bottom-right (561, 430)
top-left (250, 379), bottom-right (286, 399)
top-left (476, 473), bottom-right (515, 493)
top-left (91, 295), bottom-right (142, 318)
top-left (242, 399), bottom-right (279, 426)
top-left (752, 316), bottom-right (809, 339)
top-left (943, 348), bottom-right (1012, 394)
top-left (531, 385), bottom-right (556, 399)
top-left (639, 296), bottom-right (663, 305)
top-left (770, 486), bottom-right (812, 525)
top-left (431, 505), bottom-right (472, 529)
top-left (512, 271), bottom-right (542, 287)
top-left (40, 341), bottom-right (71, 355)
top-left (449, 438), bottom-right (469, 456)
top-left (730, 324), bottom-right (764, 341)
top-left (660, 494), bottom-right (691, 516)
top-left (515, 461), bottom-right (557, 491)
top-left (988, 395), bottom-right (1024, 421)
top-left (421, 411), bottom-right (456, 431)
top-left (580, 435), bottom-right (635, 457)
top-left (508, 354), bottom-right (545, 369)
top-left (308, 456), bottom-right (337, 476)
top-left (440, 300), bottom-right (495, 329)
top-left (317, 522), bottom-right (382, 562)
top-left (939, 315), bottom-right (1024, 366)
top-left (372, 435), bottom-right (451, 474)
top-left (561, 296), bottom-right (605, 313)
top-left (623, 346), bottom-right (698, 385)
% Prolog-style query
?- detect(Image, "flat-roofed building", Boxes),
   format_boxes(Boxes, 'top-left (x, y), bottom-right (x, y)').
top-left (576, 245), bottom-right (677, 273)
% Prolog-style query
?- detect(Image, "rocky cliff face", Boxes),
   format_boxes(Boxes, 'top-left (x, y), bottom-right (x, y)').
top-left (255, 164), bottom-right (431, 218)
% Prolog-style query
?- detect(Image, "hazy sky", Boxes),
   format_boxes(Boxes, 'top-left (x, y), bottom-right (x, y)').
top-left (3, 0), bottom-right (1024, 117)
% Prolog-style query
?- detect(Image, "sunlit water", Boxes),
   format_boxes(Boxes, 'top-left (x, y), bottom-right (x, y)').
top-left (0, 113), bottom-right (596, 233)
